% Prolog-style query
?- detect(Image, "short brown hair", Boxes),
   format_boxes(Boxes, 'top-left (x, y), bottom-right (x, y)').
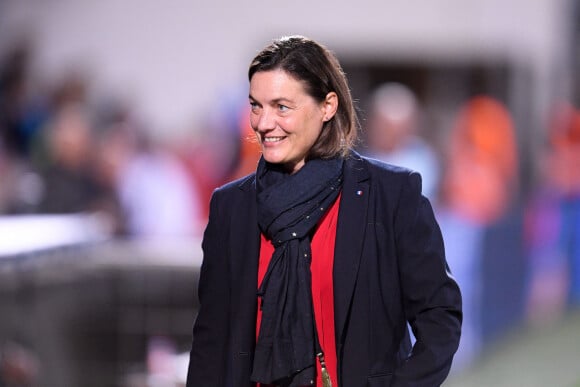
top-left (249, 36), bottom-right (359, 159)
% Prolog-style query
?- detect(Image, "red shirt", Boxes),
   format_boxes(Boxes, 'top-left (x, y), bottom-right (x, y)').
top-left (257, 194), bottom-right (341, 387)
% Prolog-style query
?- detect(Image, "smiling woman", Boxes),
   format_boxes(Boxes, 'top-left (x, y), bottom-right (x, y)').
top-left (186, 35), bottom-right (462, 387)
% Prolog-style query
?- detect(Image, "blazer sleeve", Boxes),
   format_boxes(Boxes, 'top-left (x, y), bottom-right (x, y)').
top-left (392, 172), bottom-right (462, 387)
top-left (187, 190), bottom-right (231, 386)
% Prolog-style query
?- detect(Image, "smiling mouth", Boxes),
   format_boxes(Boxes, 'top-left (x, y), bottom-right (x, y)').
top-left (263, 136), bottom-right (286, 143)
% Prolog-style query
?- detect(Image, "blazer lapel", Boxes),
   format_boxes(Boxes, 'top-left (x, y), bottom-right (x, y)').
top-left (334, 153), bottom-right (370, 343)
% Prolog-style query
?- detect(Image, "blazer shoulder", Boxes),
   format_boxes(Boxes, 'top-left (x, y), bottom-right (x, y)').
top-left (207, 173), bottom-right (256, 222)
top-left (353, 154), bottom-right (423, 195)
top-left (358, 154), bottom-right (418, 180)
top-left (214, 173), bottom-right (256, 196)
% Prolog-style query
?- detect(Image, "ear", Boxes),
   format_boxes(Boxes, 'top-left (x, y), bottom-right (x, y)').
top-left (322, 92), bottom-right (338, 122)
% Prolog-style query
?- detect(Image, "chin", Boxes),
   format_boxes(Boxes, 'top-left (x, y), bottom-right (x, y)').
top-left (262, 152), bottom-right (286, 165)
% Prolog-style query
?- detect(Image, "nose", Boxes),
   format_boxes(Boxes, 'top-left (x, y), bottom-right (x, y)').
top-left (253, 108), bottom-right (276, 133)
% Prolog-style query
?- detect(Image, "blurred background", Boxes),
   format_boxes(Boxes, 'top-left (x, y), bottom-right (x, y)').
top-left (1, 0), bottom-right (579, 386)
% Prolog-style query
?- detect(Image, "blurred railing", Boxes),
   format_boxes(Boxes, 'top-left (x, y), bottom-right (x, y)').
top-left (0, 215), bottom-right (202, 387)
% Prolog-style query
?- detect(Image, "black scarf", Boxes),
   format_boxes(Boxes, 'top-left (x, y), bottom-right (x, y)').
top-left (251, 156), bottom-right (343, 386)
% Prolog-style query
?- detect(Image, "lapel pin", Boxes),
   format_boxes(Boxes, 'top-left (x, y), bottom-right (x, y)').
top-left (356, 190), bottom-right (363, 196)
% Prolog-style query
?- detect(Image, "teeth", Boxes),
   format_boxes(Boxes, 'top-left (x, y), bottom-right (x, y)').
top-left (264, 136), bottom-right (284, 143)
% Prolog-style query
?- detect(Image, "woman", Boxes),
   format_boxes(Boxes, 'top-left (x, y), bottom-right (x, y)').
top-left (187, 36), bottom-right (461, 387)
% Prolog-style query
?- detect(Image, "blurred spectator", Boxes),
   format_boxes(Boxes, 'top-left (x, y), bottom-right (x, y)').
top-left (35, 101), bottom-right (106, 214)
top-left (524, 100), bottom-right (580, 325)
top-left (92, 106), bottom-right (136, 237)
top-left (440, 96), bottom-right (518, 224)
top-left (0, 41), bottom-right (48, 159)
top-left (363, 82), bottom-right (440, 199)
top-left (113, 128), bottom-right (203, 239)
top-left (30, 71), bottom-right (121, 232)
top-left (0, 42), bottom-right (50, 214)
top-left (437, 95), bottom-right (523, 373)
top-left (177, 95), bottom-right (251, 221)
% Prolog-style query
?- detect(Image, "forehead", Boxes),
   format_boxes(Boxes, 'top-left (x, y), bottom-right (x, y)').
top-left (249, 69), bottom-right (309, 100)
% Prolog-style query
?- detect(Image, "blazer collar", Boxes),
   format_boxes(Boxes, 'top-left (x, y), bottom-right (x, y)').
top-left (236, 173), bottom-right (257, 192)
top-left (334, 152), bottom-right (370, 344)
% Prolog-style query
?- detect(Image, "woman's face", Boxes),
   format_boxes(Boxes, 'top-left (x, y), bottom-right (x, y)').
top-left (249, 69), bottom-right (335, 173)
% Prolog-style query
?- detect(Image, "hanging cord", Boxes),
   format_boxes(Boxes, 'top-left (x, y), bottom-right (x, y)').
top-left (313, 322), bottom-right (332, 387)
top-left (316, 351), bottom-right (332, 387)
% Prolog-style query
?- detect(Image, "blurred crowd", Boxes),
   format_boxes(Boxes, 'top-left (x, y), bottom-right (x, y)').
top-left (364, 85), bottom-right (513, 371)
top-left (0, 42), bottom-right (261, 240)
top-left (363, 81), bottom-right (580, 375)
top-left (1, 38), bottom-right (580, 384)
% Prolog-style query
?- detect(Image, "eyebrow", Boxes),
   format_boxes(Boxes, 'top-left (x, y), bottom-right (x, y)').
top-left (248, 95), bottom-right (294, 105)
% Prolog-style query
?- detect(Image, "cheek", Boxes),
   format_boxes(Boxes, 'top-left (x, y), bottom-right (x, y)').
top-left (305, 117), bottom-right (324, 140)
top-left (251, 127), bottom-right (261, 142)
top-left (249, 115), bottom-right (258, 130)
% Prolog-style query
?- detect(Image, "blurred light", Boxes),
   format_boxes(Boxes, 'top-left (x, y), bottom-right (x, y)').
top-left (0, 213), bottom-right (111, 256)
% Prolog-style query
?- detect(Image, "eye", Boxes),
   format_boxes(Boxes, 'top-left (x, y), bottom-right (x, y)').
top-left (278, 104), bottom-right (289, 112)
top-left (249, 101), bottom-right (260, 112)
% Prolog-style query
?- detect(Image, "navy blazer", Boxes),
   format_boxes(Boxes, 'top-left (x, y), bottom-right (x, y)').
top-left (187, 152), bottom-right (462, 387)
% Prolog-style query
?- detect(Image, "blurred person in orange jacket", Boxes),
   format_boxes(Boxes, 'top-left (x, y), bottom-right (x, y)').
top-left (437, 95), bottom-right (519, 373)
top-left (441, 96), bottom-right (518, 224)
